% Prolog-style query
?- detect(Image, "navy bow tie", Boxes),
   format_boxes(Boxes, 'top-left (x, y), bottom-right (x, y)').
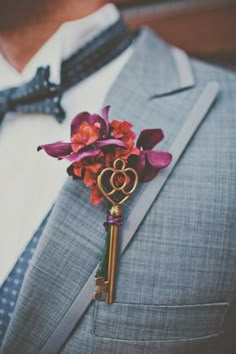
top-left (0, 67), bottom-right (65, 123)
top-left (0, 19), bottom-right (133, 125)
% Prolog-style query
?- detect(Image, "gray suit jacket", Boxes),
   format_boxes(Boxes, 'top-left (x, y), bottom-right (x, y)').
top-left (1, 28), bottom-right (236, 354)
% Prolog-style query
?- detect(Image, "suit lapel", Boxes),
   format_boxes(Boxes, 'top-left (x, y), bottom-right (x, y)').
top-left (103, 28), bottom-right (194, 114)
top-left (2, 28), bottom-right (219, 353)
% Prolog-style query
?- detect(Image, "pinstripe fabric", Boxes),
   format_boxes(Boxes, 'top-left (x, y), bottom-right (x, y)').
top-left (1, 28), bottom-right (236, 354)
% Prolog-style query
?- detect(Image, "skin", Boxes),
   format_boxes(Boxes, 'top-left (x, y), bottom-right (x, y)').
top-left (0, 0), bottom-right (107, 72)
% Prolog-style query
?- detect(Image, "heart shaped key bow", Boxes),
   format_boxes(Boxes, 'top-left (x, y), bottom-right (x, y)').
top-left (98, 158), bottom-right (139, 206)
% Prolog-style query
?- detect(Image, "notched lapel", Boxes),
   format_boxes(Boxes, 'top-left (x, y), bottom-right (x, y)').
top-left (105, 27), bottom-right (195, 102)
top-left (2, 28), bottom-right (219, 354)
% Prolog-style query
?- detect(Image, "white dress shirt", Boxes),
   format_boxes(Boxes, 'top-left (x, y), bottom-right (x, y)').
top-left (0, 3), bottom-right (133, 286)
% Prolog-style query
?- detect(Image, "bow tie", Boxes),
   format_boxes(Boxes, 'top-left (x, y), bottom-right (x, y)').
top-left (0, 67), bottom-right (64, 123)
top-left (0, 19), bottom-right (133, 125)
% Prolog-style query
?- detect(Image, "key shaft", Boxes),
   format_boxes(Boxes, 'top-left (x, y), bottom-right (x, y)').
top-left (106, 205), bottom-right (122, 304)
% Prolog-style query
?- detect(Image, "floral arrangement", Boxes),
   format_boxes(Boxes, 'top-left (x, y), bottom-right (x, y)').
top-left (38, 106), bottom-right (172, 204)
top-left (38, 106), bottom-right (173, 303)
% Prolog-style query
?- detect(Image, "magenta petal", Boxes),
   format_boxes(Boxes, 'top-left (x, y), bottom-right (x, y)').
top-left (137, 129), bottom-right (164, 150)
top-left (132, 151), bottom-right (158, 182)
top-left (70, 112), bottom-right (90, 137)
top-left (64, 149), bottom-right (101, 162)
top-left (136, 151), bottom-right (146, 177)
top-left (71, 110), bottom-right (110, 139)
top-left (87, 114), bottom-right (102, 125)
top-left (142, 163), bottom-right (160, 182)
top-left (95, 139), bottom-right (126, 148)
top-left (37, 141), bottom-right (72, 158)
top-left (102, 105), bottom-right (110, 135)
top-left (102, 105), bottom-right (110, 122)
top-left (146, 150), bottom-right (172, 169)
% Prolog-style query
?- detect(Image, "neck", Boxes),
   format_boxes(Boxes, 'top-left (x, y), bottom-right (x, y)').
top-left (0, 0), bottom-right (105, 72)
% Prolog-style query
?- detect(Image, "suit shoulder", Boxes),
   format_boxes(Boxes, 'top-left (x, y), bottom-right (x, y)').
top-left (189, 56), bottom-right (236, 84)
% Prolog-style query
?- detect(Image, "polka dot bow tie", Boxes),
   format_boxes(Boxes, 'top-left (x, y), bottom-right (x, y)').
top-left (0, 67), bottom-right (65, 124)
top-left (0, 18), bottom-right (134, 125)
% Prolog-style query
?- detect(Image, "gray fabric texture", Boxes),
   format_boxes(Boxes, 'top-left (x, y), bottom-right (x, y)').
top-left (1, 28), bottom-right (236, 354)
top-left (39, 82), bottom-right (219, 354)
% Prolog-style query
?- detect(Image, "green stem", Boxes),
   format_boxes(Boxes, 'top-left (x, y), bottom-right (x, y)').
top-left (96, 225), bottom-right (110, 278)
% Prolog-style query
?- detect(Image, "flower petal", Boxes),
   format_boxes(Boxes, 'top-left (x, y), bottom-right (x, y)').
top-left (141, 162), bottom-right (159, 182)
top-left (128, 151), bottom-right (145, 175)
top-left (102, 105), bottom-right (110, 123)
top-left (95, 139), bottom-right (126, 149)
top-left (84, 169), bottom-right (96, 187)
top-left (101, 105), bottom-right (111, 137)
top-left (87, 114), bottom-right (102, 125)
top-left (137, 129), bottom-right (164, 150)
top-left (37, 141), bottom-right (72, 158)
top-left (89, 114), bottom-right (108, 139)
top-left (71, 110), bottom-right (110, 141)
top-left (90, 185), bottom-right (104, 205)
top-left (146, 150), bottom-right (172, 169)
top-left (71, 112), bottom-right (90, 137)
top-left (136, 151), bottom-right (172, 182)
top-left (64, 149), bottom-right (101, 162)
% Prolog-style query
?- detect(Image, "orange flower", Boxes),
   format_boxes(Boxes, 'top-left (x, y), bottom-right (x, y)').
top-left (71, 121), bottom-right (100, 152)
top-left (90, 185), bottom-right (103, 205)
top-left (73, 162), bottom-right (83, 178)
top-left (73, 156), bottom-right (103, 181)
top-left (111, 120), bottom-right (138, 157)
top-left (84, 163), bottom-right (103, 187)
top-left (111, 120), bottom-right (135, 141)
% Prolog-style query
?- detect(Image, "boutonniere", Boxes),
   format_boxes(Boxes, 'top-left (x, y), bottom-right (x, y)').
top-left (38, 106), bottom-right (172, 304)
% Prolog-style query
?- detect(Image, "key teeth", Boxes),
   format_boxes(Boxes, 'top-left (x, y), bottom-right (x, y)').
top-left (93, 291), bottom-right (102, 301)
top-left (95, 277), bottom-right (104, 286)
top-left (93, 277), bottom-right (109, 301)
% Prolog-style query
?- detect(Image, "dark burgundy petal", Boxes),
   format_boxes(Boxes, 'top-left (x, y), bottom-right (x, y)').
top-left (67, 164), bottom-right (74, 176)
top-left (146, 150), bottom-right (172, 169)
top-left (137, 129), bottom-right (164, 150)
top-left (95, 139), bottom-right (126, 148)
top-left (128, 152), bottom-right (147, 181)
top-left (102, 105), bottom-right (110, 135)
top-left (67, 164), bottom-right (81, 179)
top-left (141, 161), bottom-right (160, 182)
top-left (37, 141), bottom-right (72, 158)
top-left (87, 114), bottom-right (102, 125)
top-left (64, 149), bottom-right (101, 162)
top-left (102, 105), bottom-right (110, 122)
top-left (136, 151), bottom-right (146, 178)
top-left (70, 111), bottom-right (90, 137)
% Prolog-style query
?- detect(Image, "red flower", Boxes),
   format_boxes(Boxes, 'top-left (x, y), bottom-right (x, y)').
top-left (111, 120), bottom-right (135, 141)
top-left (90, 185), bottom-right (104, 205)
top-left (71, 121), bottom-right (100, 152)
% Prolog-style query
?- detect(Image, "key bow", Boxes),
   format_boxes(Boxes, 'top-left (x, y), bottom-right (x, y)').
top-left (97, 158), bottom-right (139, 206)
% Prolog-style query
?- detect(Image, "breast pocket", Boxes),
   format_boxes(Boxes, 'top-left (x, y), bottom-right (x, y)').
top-left (93, 301), bottom-right (229, 342)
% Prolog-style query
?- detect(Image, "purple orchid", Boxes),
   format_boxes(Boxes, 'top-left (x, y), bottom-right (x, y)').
top-left (132, 129), bottom-right (172, 182)
top-left (37, 106), bottom-right (125, 161)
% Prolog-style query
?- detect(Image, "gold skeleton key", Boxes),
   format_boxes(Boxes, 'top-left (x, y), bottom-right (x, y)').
top-left (93, 159), bottom-right (138, 304)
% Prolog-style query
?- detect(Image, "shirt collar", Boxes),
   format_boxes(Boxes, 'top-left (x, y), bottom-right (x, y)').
top-left (0, 3), bottom-right (120, 90)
